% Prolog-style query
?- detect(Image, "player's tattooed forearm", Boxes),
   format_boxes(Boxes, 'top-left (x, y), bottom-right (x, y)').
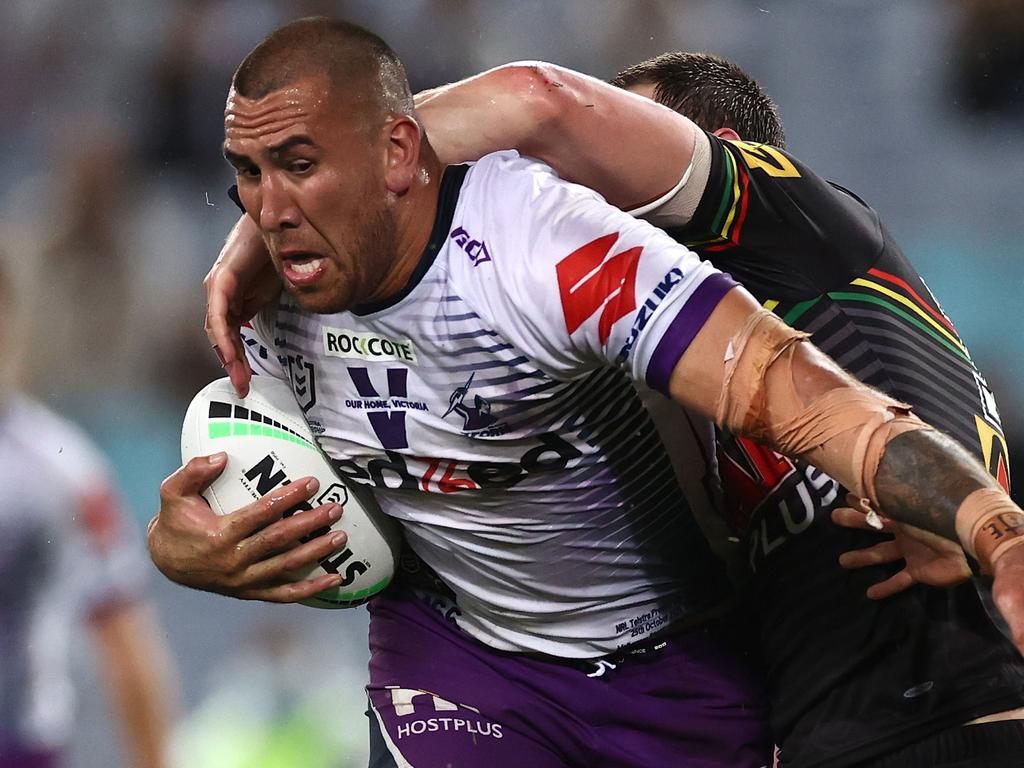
top-left (874, 430), bottom-right (994, 541)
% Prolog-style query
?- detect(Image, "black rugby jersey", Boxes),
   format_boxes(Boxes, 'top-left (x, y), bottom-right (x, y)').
top-left (667, 133), bottom-right (1024, 767)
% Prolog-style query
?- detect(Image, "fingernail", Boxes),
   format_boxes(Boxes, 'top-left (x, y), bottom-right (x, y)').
top-left (330, 532), bottom-right (347, 547)
top-left (306, 478), bottom-right (320, 493)
top-left (209, 452), bottom-right (227, 464)
top-left (328, 504), bottom-right (342, 521)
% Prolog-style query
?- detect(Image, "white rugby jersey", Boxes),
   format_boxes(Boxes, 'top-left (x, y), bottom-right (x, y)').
top-left (244, 151), bottom-right (739, 658)
top-left (0, 395), bottom-right (147, 749)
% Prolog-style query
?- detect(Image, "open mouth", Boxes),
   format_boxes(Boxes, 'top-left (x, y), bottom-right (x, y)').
top-left (290, 257), bottom-right (324, 275)
top-left (280, 252), bottom-right (327, 285)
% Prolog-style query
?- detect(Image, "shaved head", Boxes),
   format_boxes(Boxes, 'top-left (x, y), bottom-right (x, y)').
top-left (232, 16), bottom-right (414, 120)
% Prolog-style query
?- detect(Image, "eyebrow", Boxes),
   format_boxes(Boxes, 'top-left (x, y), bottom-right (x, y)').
top-left (222, 145), bottom-right (248, 167)
top-left (222, 136), bottom-right (317, 167)
top-left (269, 136), bottom-right (316, 157)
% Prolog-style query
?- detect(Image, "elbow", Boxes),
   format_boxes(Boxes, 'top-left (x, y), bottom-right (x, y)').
top-left (487, 61), bottom-right (579, 139)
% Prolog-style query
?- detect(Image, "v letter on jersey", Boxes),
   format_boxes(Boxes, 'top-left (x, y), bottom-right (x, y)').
top-left (556, 233), bottom-right (643, 344)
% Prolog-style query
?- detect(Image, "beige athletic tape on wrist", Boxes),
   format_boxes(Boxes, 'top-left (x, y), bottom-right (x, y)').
top-left (955, 487), bottom-right (1024, 574)
top-left (716, 309), bottom-right (932, 504)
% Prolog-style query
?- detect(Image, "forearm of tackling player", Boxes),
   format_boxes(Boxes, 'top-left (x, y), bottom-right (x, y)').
top-left (415, 62), bottom-right (696, 208)
top-left (671, 287), bottom-right (1024, 648)
top-left (668, 286), bottom-right (1004, 548)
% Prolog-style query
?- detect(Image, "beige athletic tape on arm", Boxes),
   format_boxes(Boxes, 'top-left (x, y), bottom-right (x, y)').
top-left (955, 488), bottom-right (1024, 574)
top-left (715, 309), bottom-right (809, 436)
top-left (715, 309), bottom-right (932, 504)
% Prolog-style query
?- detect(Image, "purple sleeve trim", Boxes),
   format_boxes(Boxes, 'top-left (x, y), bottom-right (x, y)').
top-left (645, 272), bottom-right (738, 395)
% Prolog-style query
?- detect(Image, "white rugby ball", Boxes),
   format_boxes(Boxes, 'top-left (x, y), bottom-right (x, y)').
top-left (181, 376), bottom-right (400, 608)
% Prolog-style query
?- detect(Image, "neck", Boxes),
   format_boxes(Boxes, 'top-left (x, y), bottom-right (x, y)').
top-left (369, 147), bottom-right (445, 301)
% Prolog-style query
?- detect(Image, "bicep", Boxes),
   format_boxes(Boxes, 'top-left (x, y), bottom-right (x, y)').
top-left (669, 288), bottom-right (857, 425)
top-left (521, 64), bottom-right (699, 209)
top-left (418, 62), bottom-right (699, 209)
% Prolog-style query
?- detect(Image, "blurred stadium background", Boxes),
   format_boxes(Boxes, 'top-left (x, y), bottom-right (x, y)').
top-left (1, 1), bottom-right (1021, 766)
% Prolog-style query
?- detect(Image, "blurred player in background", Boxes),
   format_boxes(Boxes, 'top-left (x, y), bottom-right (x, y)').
top-left (0, 258), bottom-right (175, 768)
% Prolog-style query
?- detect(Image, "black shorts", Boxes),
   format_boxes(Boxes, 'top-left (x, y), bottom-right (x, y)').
top-left (854, 720), bottom-right (1024, 768)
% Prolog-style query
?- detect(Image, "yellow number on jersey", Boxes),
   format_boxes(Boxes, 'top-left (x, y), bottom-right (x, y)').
top-left (732, 141), bottom-right (801, 178)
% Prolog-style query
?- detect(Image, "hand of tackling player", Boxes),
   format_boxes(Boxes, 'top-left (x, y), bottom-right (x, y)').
top-left (147, 453), bottom-right (347, 602)
top-left (204, 214), bottom-right (280, 398)
top-left (832, 493), bottom-right (971, 599)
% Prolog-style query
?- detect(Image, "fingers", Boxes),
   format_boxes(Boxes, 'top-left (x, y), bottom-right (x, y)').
top-left (204, 214), bottom-right (277, 398)
top-left (866, 570), bottom-right (915, 600)
top-left (204, 254), bottom-right (236, 334)
top-left (216, 517), bottom-right (349, 603)
top-left (226, 358), bottom-right (252, 398)
top-left (205, 248), bottom-right (251, 397)
top-left (235, 571), bottom-right (345, 604)
top-left (205, 274), bottom-right (252, 397)
top-left (159, 454), bottom-right (228, 502)
top-left (205, 278), bottom-right (239, 357)
top-left (993, 582), bottom-right (1024, 654)
top-left (831, 505), bottom-right (894, 533)
top-left (831, 505), bottom-right (873, 531)
top-left (992, 550), bottom-right (1024, 654)
top-left (236, 523), bottom-right (348, 590)
top-left (223, 477), bottom-right (324, 541)
top-left (278, 526), bottom-right (349, 574)
top-left (835, 528), bottom-right (915, 599)
top-left (838, 540), bottom-right (902, 569)
top-left (151, 455), bottom-right (348, 602)
top-left (233, 501), bottom-right (344, 564)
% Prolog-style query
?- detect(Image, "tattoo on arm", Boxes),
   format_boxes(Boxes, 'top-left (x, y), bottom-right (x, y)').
top-left (874, 429), bottom-right (997, 541)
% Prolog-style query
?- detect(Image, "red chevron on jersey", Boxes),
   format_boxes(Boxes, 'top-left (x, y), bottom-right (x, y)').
top-left (556, 233), bottom-right (643, 344)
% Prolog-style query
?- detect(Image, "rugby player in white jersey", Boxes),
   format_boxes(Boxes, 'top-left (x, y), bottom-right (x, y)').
top-left (150, 17), bottom-right (1024, 768)
top-left (0, 261), bottom-right (174, 768)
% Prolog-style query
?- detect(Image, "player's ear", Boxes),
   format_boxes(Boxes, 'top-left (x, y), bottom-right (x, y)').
top-left (713, 127), bottom-right (742, 142)
top-left (383, 116), bottom-right (422, 195)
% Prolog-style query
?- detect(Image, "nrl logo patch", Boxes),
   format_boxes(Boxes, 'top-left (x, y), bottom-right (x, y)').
top-left (285, 354), bottom-right (317, 413)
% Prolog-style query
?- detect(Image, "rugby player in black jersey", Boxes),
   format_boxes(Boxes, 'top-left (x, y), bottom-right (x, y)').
top-left (411, 55), bottom-right (1024, 767)
top-left (198, 53), bottom-right (1024, 767)
top-left (605, 53), bottom-right (1024, 767)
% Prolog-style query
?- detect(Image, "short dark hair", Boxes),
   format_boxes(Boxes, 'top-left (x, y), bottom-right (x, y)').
top-left (611, 52), bottom-right (786, 148)
top-left (232, 17), bottom-right (413, 118)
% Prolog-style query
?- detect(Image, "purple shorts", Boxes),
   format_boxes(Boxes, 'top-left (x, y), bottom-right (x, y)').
top-left (366, 594), bottom-right (771, 768)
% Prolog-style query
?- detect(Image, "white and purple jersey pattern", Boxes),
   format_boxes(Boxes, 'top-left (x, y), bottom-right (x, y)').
top-left (244, 151), bottom-right (738, 658)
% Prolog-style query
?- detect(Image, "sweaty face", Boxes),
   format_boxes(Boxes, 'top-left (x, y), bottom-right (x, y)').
top-left (224, 75), bottom-right (397, 314)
